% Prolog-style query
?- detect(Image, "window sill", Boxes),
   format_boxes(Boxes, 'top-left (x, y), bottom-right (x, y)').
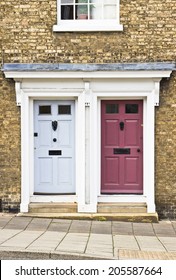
top-left (53, 20), bottom-right (123, 32)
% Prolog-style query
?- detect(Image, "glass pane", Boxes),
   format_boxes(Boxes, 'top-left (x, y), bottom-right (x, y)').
top-left (61, 5), bottom-right (74, 19)
top-left (39, 106), bottom-right (51, 115)
top-left (91, 4), bottom-right (102, 19)
top-left (61, 0), bottom-right (73, 3)
top-left (77, 5), bottom-right (88, 19)
top-left (106, 104), bottom-right (119, 114)
top-left (125, 104), bottom-right (139, 114)
top-left (104, 5), bottom-right (116, 19)
top-left (58, 105), bottom-right (71, 115)
top-left (76, 0), bottom-right (88, 3)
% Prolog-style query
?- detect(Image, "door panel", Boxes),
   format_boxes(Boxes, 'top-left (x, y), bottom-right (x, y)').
top-left (105, 120), bottom-right (119, 146)
top-left (124, 157), bottom-right (139, 183)
top-left (34, 100), bottom-right (75, 194)
top-left (57, 158), bottom-right (72, 185)
top-left (39, 158), bottom-right (53, 184)
top-left (125, 120), bottom-right (139, 146)
top-left (58, 121), bottom-right (71, 146)
top-left (105, 157), bottom-right (120, 185)
top-left (101, 100), bottom-right (143, 194)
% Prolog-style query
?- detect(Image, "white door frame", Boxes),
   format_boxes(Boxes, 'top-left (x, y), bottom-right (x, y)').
top-left (3, 69), bottom-right (172, 213)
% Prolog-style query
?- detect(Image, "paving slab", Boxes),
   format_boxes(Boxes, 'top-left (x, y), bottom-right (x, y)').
top-left (158, 237), bottom-right (176, 251)
top-left (0, 216), bottom-right (14, 229)
top-left (171, 221), bottom-right (176, 232)
top-left (119, 249), bottom-right (176, 260)
top-left (3, 217), bottom-right (32, 230)
top-left (86, 233), bottom-right (113, 258)
top-left (136, 236), bottom-right (166, 251)
top-left (69, 220), bottom-right (91, 233)
top-left (153, 220), bottom-right (176, 236)
top-left (133, 223), bottom-right (155, 236)
top-left (0, 230), bottom-right (44, 248)
top-left (47, 220), bottom-right (71, 232)
top-left (0, 229), bottom-right (22, 244)
top-left (112, 222), bottom-right (133, 235)
top-left (25, 218), bottom-right (52, 231)
top-left (56, 233), bottom-right (89, 254)
top-left (91, 221), bottom-right (112, 234)
top-left (113, 235), bottom-right (139, 252)
top-left (28, 231), bottom-right (66, 251)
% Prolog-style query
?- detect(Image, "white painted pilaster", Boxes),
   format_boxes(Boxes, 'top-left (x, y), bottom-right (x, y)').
top-left (146, 91), bottom-right (156, 213)
top-left (20, 93), bottom-right (30, 212)
top-left (77, 89), bottom-right (86, 212)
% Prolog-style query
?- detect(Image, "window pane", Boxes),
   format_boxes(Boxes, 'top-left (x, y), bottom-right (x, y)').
top-left (61, 0), bottom-right (118, 20)
top-left (125, 104), bottom-right (139, 114)
top-left (61, 0), bottom-right (74, 2)
top-left (61, 5), bottom-right (74, 19)
top-left (39, 106), bottom-right (51, 115)
top-left (91, 4), bottom-right (102, 19)
top-left (77, 5), bottom-right (88, 19)
top-left (104, 5), bottom-right (116, 19)
top-left (58, 105), bottom-right (71, 115)
top-left (106, 104), bottom-right (119, 114)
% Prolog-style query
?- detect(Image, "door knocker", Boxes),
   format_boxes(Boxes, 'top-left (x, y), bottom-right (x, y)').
top-left (119, 121), bottom-right (124, 131)
top-left (52, 120), bottom-right (58, 131)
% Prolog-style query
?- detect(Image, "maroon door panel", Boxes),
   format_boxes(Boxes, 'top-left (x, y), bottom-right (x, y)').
top-left (101, 100), bottom-right (143, 194)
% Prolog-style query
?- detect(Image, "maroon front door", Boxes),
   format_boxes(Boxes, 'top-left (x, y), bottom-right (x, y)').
top-left (101, 100), bottom-right (143, 194)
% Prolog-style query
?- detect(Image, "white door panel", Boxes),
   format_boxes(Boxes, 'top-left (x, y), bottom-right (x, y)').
top-left (58, 121), bottom-right (71, 146)
top-left (34, 100), bottom-right (75, 194)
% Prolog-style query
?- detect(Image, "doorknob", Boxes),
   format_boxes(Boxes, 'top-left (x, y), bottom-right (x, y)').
top-left (119, 121), bottom-right (124, 131)
top-left (52, 121), bottom-right (58, 131)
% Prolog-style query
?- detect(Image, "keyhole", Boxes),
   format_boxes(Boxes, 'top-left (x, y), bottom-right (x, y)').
top-left (53, 138), bottom-right (57, 142)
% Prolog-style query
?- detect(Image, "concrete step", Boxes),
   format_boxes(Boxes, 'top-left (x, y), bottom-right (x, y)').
top-left (97, 203), bottom-right (147, 213)
top-left (29, 203), bottom-right (77, 213)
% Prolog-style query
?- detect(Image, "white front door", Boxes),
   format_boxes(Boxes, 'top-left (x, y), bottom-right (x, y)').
top-left (34, 100), bottom-right (75, 194)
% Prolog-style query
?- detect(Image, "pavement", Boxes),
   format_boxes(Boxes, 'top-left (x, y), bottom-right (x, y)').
top-left (0, 213), bottom-right (176, 260)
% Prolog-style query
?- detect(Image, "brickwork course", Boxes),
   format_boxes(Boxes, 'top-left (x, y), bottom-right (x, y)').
top-left (0, 1), bottom-right (176, 217)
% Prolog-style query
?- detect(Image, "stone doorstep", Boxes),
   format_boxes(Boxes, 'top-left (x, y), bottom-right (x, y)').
top-left (97, 203), bottom-right (147, 213)
top-left (29, 202), bottom-right (147, 214)
top-left (29, 203), bottom-right (78, 213)
top-left (17, 212), bottom-right (158, 223)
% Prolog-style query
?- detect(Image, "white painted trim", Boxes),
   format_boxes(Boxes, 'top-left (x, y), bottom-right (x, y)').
top-left (30, 195), bottom-right (77, 203)
top-left (5, 71), bottom-right (172, 79)
top-left (20, 91), bottom-right (30, 212)
top-left (15, 81), bottom-right (22, 106)
top-left (77, 90), bottom-right (86, 212)
top-left (53, 22), bottom-right (123, 32)
top-left (7, 69), bottom-right (172, 214)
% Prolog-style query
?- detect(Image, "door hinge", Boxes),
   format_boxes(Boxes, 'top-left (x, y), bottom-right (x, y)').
top-left (34, 132), bottom-right (38, 137)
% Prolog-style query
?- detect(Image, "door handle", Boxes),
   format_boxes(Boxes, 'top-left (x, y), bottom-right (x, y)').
top-left (52, 121), bottom-right (58, 131)
top-left (119, 121), bottom-right (124, 131)
top-left (137, 149), bottom-right (140, 152)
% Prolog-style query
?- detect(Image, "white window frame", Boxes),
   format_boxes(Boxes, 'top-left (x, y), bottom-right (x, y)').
top-left (53, 0), bottom-right (123, 32)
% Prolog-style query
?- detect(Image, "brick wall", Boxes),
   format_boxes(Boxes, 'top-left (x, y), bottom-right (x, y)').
top-left (0, 73), bottom-right (21, 212)
top-left (155, 72), bottom-right (176, 219)
top-left (0, 0), bottom-right (176, 217)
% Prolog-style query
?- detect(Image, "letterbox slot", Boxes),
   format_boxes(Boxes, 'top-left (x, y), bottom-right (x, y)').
top-left (114, 148), bottom-right (130, 154)
top-left (49, 150), bottom-right (62, 156)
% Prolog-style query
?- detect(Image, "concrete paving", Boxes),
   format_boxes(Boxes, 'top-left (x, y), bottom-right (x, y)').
top-left (0, 213), bottom-right (176, 260)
